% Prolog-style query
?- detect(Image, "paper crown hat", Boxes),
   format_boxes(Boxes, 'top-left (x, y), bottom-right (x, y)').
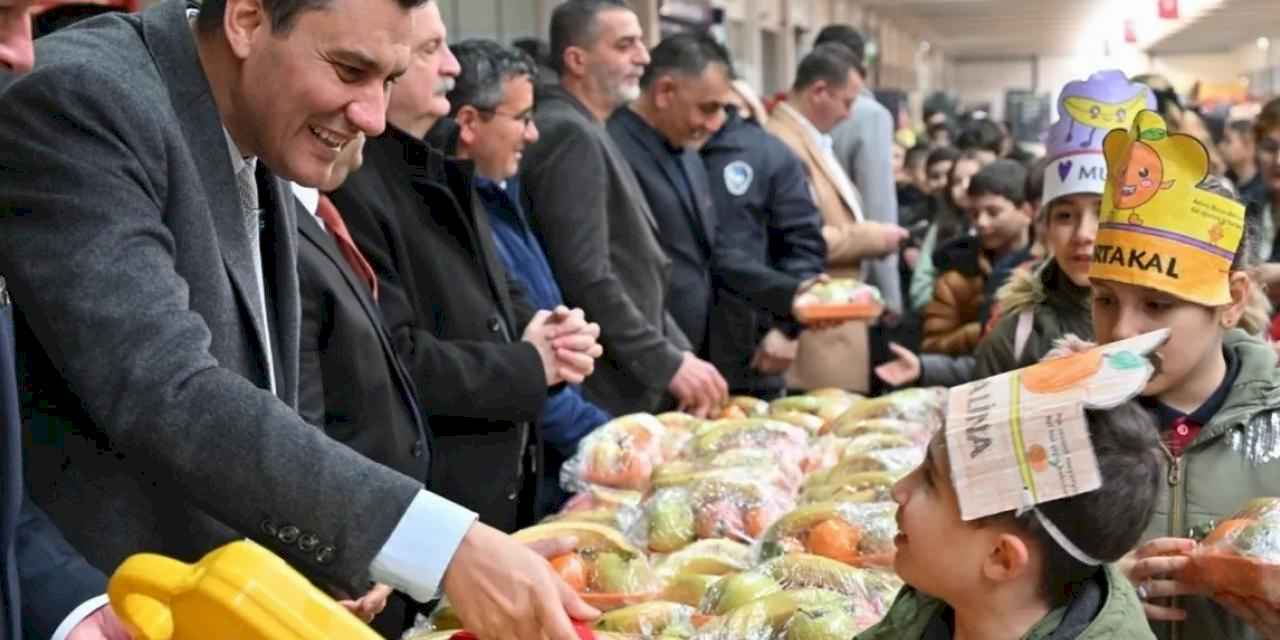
top-left (1042, 70), bottom-right (1155, 205)
top-left (945, 329), bottom-right (1167, 522)
top-left (1090, 110), bottom-right (1247, 306)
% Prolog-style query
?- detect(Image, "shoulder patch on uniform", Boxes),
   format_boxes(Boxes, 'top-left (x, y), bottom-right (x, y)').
top-left (724, 160), bottom-right (754, 196)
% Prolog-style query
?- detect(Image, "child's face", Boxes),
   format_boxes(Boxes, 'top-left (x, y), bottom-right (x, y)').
top-left (1091, 279), bottom-right (1228, 399)
top-left (1045, 194), bottom-right (1100, 287)
top-left (892, 436), bottom-right (996, 600)
top-left (892, 143), bottom-right (907, 182)
top-left (925, 160), bottom-right (953, 195)
top-left (970, 193), bottom-right (1031, 254)
top-left (949, 159), bottom-right (981, 209)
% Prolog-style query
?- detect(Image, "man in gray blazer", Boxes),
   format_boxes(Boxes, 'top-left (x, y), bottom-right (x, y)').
top-left (0, 1), bottom-right (593, 638)
top-left (819, 25), bottom-right (907, 320)
top-left (520, 0), bottom-right (728, 418)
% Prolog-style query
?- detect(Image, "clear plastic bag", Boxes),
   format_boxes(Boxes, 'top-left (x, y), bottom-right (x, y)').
top-left (632, 471), bottom-right (796, 553)
top-left (591, 601), bottom-right (705, 637)
top-left (756, 502), bottom-right (899, 569)
top-left (1181, 497), bottom-right (1280, 605)
top-left (512, 521), bottom-right (662, 611)
top-left (828, 388), bottom-right (947, 434)
top-left (548, 486), bottom-right (644, 531)
top-left (769, 394), bottom-right (860, 427)
top-left (685, 419), bottom-right (809, 470)
top-left (652, 449), bottom-right (804, 494)
top-left (800, 433), bottom-right (918, 476)
top-left (562, 414), bottom-right (670, 493)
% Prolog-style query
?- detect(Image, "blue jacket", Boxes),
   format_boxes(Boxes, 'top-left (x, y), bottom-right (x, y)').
top-left (476, 178), bottom-right (610, 456)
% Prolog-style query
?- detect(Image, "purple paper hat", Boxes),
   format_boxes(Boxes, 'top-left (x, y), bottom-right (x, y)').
top-left (1043, 70), bottom-right (1156, 205)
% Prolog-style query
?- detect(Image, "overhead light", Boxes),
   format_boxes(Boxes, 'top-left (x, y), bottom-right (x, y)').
top-left (1258, 37), bottom-right (1271, 50)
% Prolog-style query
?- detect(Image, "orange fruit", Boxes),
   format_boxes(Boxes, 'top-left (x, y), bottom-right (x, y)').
top-left (1020, 349), bottom-right (1104, 394)
top-left (805, 518), bottom-right (863, 565)
top-left (551, 553), bottom-right (590, 592)
top-left (744, 506), bottom-right (775, 539)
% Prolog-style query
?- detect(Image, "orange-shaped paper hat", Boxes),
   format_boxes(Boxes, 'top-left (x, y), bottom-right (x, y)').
top-left (1091, 110), bottom-right (1246, 305)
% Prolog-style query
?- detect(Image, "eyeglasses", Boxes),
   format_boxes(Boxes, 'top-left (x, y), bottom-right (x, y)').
top-left (479, 108), bottom-right (535, 130)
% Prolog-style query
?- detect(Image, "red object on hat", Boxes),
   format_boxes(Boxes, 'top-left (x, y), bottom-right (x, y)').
top-left (450, 625), bottom-right (595, 640)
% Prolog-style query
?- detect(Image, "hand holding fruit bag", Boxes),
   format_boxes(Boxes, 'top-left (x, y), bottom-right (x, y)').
top-left (512, 522), bottom-right (662, 611)
top-left (793, 278), bottom-right (884, 325)
top-left (1181, 497), bottom-right (1280, 606)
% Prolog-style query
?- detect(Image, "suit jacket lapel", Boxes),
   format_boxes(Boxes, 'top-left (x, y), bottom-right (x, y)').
top-left (259, 171), bottom-right (300, 405)
top-left (619, 111), bottom-right (714, 252)
top-left (680, 151), bottom-right (718, 250)
top-left (297, 208), bottom-right (425, 432)
top-left (141, 1), bottom-right (275, 386)
top-left (776, 104), bottom-right (865, 222)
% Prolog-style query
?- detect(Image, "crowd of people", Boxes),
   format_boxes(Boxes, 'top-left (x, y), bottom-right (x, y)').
top-left (4, 0), bottom-right (1280, 638)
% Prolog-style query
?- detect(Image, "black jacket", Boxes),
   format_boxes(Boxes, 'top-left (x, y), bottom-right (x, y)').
top-left (297, 198), bottom-right (431, 487)
top-left (334, 127), bottom-right (547, 533)
top-left (699, 113), bottom-right (827, 394)
top-left (608, 107), bottom-right (718, 355)
top-left (520, 86), bottom-right (689, 415)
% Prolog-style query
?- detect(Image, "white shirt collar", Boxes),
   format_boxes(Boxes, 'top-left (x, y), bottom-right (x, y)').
top-left (290, 184), bottom-right (325, 231)
top-left (778, 101), bottom-right (833, 153)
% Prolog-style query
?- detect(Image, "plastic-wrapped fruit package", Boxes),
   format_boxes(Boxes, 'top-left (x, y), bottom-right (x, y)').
top-left (801, 433), bottom-right (917, 476)
top-left (686, 419), bottom-right (809, 471)
top-left (793, 279), bottom-right (884, 325)
top-left (822, 416), bottom-right (934, 448)
top-left (512, 522), bottom-right (661, 611)
top-left (652, 449), bottom-right (804, 494)
top-left (1180, 497), bottom-right (1280, 605)
top-left (769, 411), bottom-right (826, 436)
top-left (769, 395), bottom-right (859, 428)
top-left (563, 414), bottom-right (669, 493)
top-left (701, 554), bottom-right (899, 614)
top-left (714, 396), bottom-right (770, 420)
top-left (756, 502), bottom-right (898, 569)
top-left (834, 388), bottom-right (947, 433)
top-left (592, 601), bottom-right (707, 638)
top-left (655, 412), bottom-right (703, 459)
top-left (797, 470), bottom-right (901, 506)
top-left (634, 472), bottom-right (796, 553)
top-left (655, 539), bottom-right (755, 579)
top-left (803, 449), bottom-right (923, 491)
top-left (548, 487), bottom-right (644, 530)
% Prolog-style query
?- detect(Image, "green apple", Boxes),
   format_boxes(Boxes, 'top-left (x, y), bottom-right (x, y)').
top-left (786, 606), bottom-right (861, 640)
top-left (711, 571), bottom-right (783, 614)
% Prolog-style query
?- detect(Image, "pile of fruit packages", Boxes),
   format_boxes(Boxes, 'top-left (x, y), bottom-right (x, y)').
top-left (407, 387), bottom-right (947, 640)
top-left (1179, 497), bottom-right (1280, 605)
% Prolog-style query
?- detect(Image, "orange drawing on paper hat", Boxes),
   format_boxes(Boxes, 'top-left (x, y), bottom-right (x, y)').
top-left (1026, 445), bottom-right (1051, 473)
top-left (1020, 349), bottom-right (1105, 395)
top-left (1209, 223), bottom-right (1225, 244)
top-left (1112, 140), bottom-right (1175, 212)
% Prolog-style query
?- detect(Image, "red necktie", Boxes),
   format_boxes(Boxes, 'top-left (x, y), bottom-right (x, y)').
top-left (315, 195), bottom-right (379, 302)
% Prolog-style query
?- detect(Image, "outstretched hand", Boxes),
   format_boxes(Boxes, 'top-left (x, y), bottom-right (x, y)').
top-left (874, 342), bottom-right (921, 388)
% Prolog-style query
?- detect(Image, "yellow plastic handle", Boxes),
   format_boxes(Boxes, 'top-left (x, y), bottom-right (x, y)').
top-left (107, 554), bottom-right (196, 640)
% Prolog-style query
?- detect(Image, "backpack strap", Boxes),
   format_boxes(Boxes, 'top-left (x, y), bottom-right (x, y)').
top-left (1013, 309), bottom-right (1035, 363)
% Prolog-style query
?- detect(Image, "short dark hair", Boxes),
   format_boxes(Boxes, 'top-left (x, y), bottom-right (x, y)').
top-left (512, 37), bottom-right (552, 68)
top-left (1257, 97), bottom-right (1280, 140)
top-left (956, 119), bottom-right (1004, 155)
top-left (814, 24), bottom-right (865, 60)
top-left (927, 146), bottom-right (960, 169)
top-left (793, 43), bottom-right (860, 93)
top-left (549, 0), bottom-right (629, 75)
top-left (813, 25), bottom-right (867, 76)
top-left (905, 144), bottom-right (931, 170)
top-left (1025, 156), bottom-right (1047, 208)
top-left (196, 0), bottom-right (430, 34)
top-left (639, 32), bottom-right (732, 90)
top-left (968, 159), bottom-right (1029, 206)
top-left (1226, 118), bottom-right (1256, 141)
top-left (1001, 403), bottom-right (1162, 605)
top-left (447, 39), bottom-right (537, 116)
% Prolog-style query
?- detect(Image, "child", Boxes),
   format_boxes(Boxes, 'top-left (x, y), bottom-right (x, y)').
top-left (909, 149), bottom-right (989, 313)
top-left (858, 397), bottom-right (1163, 639)
top-left (922, 160), bottom-right (1034, 356)
top-left (974, 71), bottom-right (1154, 377)
top-left (1075, 109), bottom-right (1280, 640)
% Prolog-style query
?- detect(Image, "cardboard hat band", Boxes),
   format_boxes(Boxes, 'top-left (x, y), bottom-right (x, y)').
top-left (1042, 150), bottom-right (1108, 206)
top-left (946, 330), bottom-right (1169, 561)
top-left (1091, 110), bottom-right (1245, 306)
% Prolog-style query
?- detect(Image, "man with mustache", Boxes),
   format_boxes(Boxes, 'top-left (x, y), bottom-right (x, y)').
top-left (521, 0), bottom-right (729, 418)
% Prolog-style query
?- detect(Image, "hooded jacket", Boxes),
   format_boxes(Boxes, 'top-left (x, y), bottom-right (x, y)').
top-left (921, 236), bottom-right (993, 356)
top-left (973, 260), bottom-right (1093, 378)
top-left (1145, 331), bottom-right (1280, 640)
top-left (856, 565), bottom-right (1154, 640)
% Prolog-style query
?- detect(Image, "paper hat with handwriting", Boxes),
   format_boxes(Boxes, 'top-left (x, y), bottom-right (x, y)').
top-left (1091, 110), bottom-right (1247, 306)
top-left (945, 329), bottom-right (1168, 525)
top-left (1042, 71), bottom-right (1155, 205)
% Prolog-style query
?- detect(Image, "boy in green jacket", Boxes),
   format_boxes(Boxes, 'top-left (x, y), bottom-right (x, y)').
top-left (1086, 110), bottom-right (1280, 640)
top-left (859, 343), bottom-right (1165, 640)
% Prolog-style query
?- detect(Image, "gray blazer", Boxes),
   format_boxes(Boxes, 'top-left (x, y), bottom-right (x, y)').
top-left (520, 86), bottom-right (689, 416)
top-left (0, 0), bottom-right (420, 592)
top-left (832, 89), bottom-right (902, 313)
